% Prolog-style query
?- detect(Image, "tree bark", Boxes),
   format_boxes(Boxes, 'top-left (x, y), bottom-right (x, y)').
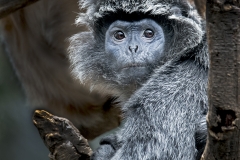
top-left (201, 0), bottom-right (240, 159)
top-left (33, 110), bottom-right (93, 160)
top-left (0, 0), bottom-right (39, 19)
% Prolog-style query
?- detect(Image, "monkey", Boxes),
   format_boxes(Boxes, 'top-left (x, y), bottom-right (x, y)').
top-left (0, 0), bottom-right (121, 140)
top-left (68, 0), bottom-right (208, 159)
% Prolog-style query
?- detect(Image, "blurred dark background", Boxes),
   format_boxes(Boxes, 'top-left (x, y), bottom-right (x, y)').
top-left (0, 0), bottom-right (114, 159)
top-left (0, 45), bottom-right (49, 160)
top-left (0, 45), bottom-right (115, 159)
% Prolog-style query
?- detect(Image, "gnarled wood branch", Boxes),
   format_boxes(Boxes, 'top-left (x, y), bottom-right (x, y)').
top-left (33, 110), bottom-right (93, 160)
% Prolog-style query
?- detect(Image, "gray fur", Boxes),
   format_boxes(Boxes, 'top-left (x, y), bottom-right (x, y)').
top-left (69, 0), bottom-right (208, 159)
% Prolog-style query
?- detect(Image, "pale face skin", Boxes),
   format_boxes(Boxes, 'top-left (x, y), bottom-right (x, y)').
top-left (105, 19), bottom-right (165, 85)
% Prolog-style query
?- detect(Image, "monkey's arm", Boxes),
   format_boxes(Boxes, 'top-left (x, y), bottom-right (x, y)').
top-left (93, 59), bottom-right (208, 160)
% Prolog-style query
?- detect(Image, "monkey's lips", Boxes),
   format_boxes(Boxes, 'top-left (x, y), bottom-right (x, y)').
top-left (122, 63), bottom-right (145, 69)
top-left (120, 63), bottom-right (149, 80)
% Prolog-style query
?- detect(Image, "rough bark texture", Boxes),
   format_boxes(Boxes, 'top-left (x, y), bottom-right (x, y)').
top-left (0, 0), bottom-right (39, 18)
top-left (33, 110), bottom-right (93, 160)
top-left (201, 0), bottom-right (240, 159)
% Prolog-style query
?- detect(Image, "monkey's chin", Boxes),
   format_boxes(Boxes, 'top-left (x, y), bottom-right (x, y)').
top-left (119, 66), bottom-right (149, 84)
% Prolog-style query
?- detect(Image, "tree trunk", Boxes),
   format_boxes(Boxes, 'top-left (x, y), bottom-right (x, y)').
top-left (201, 1), bottom-right (240, 159)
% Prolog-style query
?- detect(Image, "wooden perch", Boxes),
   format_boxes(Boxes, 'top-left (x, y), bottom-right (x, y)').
top-left (33, 110), bottom-right (93, 160)
top-left (0, 0), bottom-right (40, 19)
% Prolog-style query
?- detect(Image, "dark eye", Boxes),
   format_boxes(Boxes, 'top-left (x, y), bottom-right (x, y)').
top-left (143, 29), bottom-right (154, 38)
top-left (114, 31), bottom-right (125, 40)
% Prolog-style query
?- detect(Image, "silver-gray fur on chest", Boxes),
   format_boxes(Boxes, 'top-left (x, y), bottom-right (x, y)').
top-left (91, 59), bottom-right (208, 160)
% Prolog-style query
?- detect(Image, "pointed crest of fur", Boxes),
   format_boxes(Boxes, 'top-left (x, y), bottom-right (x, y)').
top-left (76, 0), bottom-right (200, 29)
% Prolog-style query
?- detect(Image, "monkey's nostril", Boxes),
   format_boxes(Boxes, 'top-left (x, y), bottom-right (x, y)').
top-left (135, 45), bottom-right (138, 52)
top-left (129, 46), bottom-right (131, 52)
top-left (129, 45), bottom-right (138, 53)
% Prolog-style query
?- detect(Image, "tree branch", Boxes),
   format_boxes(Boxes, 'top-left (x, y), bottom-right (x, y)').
top-left (0, 0), bottom-right (40, 19)
top-left (33, 110), bottom-right (93, 160)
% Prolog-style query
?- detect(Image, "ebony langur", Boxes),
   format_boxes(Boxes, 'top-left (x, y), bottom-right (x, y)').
top-left (69, 0), bottom-right (208, 159)
top-left (0, 0), bottom-right (121, 139)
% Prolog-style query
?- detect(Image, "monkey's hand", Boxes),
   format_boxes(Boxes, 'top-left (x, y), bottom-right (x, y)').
top-left (91, 134), bottom-right (121, 160)
top-left (33, 110), bottom-right (93, 160)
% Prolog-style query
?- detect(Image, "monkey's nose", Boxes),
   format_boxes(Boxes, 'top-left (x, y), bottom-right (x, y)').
top-left (129, 45), bottom-right (138, 53)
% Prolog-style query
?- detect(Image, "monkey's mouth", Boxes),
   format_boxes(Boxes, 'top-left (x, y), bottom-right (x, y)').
top-left (122, 63), bottom-right (145, 69)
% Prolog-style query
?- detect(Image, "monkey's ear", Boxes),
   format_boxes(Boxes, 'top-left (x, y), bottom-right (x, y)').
top-left (168, 6), bottom-right (204, 53)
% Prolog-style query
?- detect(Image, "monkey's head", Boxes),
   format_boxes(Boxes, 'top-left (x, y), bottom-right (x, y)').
top-left (69, 0), bottom-right (206, 99)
